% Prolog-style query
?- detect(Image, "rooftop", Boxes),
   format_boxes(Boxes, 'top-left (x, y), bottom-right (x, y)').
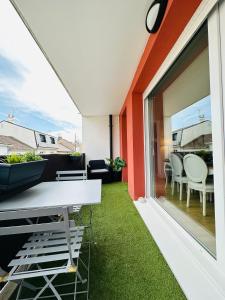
top-left (0, 135), bottom-right (34, 152)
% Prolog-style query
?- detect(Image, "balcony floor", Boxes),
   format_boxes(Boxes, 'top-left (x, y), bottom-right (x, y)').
top-left (11, 182), bottom-right (185, 300)
top-left (85, 182), bottom-right (185, 300)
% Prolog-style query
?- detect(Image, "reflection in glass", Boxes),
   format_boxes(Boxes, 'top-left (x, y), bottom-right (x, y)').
top-left (148, 24), bottom-right (216, 256)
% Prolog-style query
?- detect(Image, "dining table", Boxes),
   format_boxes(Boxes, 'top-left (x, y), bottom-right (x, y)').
top-left (0, 179), bottom-right (102, 274)
top-left (0, 180), bottom-right (102, 213)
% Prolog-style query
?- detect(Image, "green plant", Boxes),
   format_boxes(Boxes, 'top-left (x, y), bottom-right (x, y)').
top-left (22, 152), bottom-right (43, 162)
top-left (3, 152), bottom-right (43, 164)
top-left (106, 157), bottom-right (126, 172)
top-left (70, 152), bottom-right (81, 156)
top-left (4, 153), bottom-right (25, 164)
top-left (195, 150), bottom-right (212, 161)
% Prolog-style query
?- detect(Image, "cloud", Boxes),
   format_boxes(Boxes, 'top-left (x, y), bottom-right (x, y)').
top-left (48, 128), bottom-right (82, 143)
top-left (0, 0), bottom-right (81, 135)
top-left (171, 96), bottom-right (211, 130)
top-left (0, 55), bottom-right (25, 81)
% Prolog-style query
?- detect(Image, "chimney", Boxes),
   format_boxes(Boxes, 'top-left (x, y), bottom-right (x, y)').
top-left (7, 113), bottom-right (15, 123)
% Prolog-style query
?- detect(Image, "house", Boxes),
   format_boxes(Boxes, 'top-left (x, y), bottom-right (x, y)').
top-left (0, 135), bottom-right (34, 155)
top-left (57, 137), bottom-right (76, 154)
top-left (172, 120), bottom-right (212, 151)
top-left (0, 120), bottom-right (58, 154)
top-left (7, 0), bottom-right (225, 299)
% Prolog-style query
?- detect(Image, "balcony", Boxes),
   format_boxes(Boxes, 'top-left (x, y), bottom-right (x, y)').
top-left (0, 155), bottom-right (184, 299)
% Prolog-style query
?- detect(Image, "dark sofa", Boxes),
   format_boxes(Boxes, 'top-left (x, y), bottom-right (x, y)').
top-left (87, 160), bottom-right (112, 183)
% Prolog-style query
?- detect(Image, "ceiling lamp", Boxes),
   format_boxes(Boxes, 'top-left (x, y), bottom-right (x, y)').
top-left (146, 0), bottom-right (168, 33)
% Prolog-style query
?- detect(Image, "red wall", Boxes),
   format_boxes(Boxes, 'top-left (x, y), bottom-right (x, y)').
top-left (119, 0), bottom-right (202, 200)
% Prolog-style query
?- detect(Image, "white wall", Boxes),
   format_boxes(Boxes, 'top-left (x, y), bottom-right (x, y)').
top-left (162, 47), bottom-right (210, 154)
top-left (163, 47), bottom-right (210, 117)
top-left (35, 131), bottom-right (58, 149)
top-left (0, 121), bottom-right (36, 148)
top-left (82, 115), bottom-right (120, 163)
top-left (0, 145), bottom-right (8, 155)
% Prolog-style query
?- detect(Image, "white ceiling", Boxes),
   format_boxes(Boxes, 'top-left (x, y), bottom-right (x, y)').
top-left (11, 0), bottom-right (151, 116)
top-left (163, 48), bottom-right (210, 117)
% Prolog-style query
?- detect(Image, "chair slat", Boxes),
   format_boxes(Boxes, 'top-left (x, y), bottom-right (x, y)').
top-left (28, 229), bottom-right (83, 241)
top-left (8, 266), bottom-right (70, 281)
top-left (57, 176), bottom-right (86, 181)
top-left (9, 251), bottom-right (80, 267)
top-left (56, 170), bottom-right (87, 181)
top-left (0, 207), bottom-right (62, 221)
top-left (0, 221), bottom-right (65, 236)
top-left (23, 235), bottom-right (82, 248)
top-left (56, 170), bottom-right (87, 175)
top-left (17, 239), bottom-right (82, 256)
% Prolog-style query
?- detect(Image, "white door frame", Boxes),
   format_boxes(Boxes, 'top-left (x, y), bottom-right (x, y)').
top-left (208, 0), bottom-right (225, 268)
top-left (143, 0), bottom-right (219, 200)
top-left (143, 0), bottom-right (225, 262)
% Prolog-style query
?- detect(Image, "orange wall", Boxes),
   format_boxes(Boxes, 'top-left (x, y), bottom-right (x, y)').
top-left (120, 0), bottom-right (202, 200)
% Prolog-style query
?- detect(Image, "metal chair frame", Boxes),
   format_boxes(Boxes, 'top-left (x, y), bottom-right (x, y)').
top-left (56, 170), bottom-right (87, 215)
top-left (0, 206), bottom-right (90, 300)
top-left (55, 170), bottom-right (94, 243)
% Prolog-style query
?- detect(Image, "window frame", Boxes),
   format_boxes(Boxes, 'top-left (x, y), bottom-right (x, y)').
top-left (143, 1), bottom-right (225, 265)
top-left (39, 134), bottom-right (46, 143)
top-left (50, 137), bottom-right (55, 144)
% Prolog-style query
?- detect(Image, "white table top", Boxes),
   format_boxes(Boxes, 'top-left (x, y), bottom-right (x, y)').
top-left (0, 180), bottom-right (102, 211)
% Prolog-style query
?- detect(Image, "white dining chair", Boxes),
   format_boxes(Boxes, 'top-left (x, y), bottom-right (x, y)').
top-left (164, 161), bottom-right (172, 189)
top-left (183, 154), bottom-right (214, 216)
top-left (170, 153), bottom-right (188, 201)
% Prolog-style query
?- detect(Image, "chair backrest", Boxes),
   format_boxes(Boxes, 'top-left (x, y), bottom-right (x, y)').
top-left (56, 170), bottom-right (87, 181)
top-left (183, 154), bottom-right (208, 184)
top-left (170, 153), bottom-right (183, 177)
top-left (0, 206), bottom-right (72, 236)
top-left (89, 160), bottom-right (106, 169)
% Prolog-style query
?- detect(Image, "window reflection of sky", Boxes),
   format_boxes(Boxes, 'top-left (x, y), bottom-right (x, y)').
top-left (171, 96), bottom-right (211, 131)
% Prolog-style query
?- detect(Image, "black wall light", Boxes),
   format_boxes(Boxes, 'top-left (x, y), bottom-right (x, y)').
top-left (145, 0), bottom-right (168, 33)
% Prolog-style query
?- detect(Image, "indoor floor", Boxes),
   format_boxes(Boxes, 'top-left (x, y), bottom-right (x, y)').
top-left (157, 184), bottom-right (216, 256)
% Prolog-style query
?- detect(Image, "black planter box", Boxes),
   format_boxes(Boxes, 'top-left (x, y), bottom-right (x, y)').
top-left (0, 159), bottom-right (48, 192)
top-left (112, 171), bottom-right (122, 182)
top-left (69, 154), bottom-right (85, 169)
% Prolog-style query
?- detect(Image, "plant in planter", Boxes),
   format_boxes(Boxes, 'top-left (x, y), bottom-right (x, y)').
top-left (22, 152), bottom-right (43, 162)
top-left (70, 152), bottom-right (81, 157)
top-left (4, 153), bottom-right (25, 164)
top-left (106, 157), bottom-right (126, 182)
top-left (0, 152), bottom-right (47, 193)
top-left (69, 152), bottom-right (85, 169)
top-left (195, 150), bottom-right (212, 163)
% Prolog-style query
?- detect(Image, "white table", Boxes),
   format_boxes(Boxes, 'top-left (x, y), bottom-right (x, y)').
top-left (0, 180), bottom-right (101, 292)
top-left (0, 180), bottom-right (102, 212)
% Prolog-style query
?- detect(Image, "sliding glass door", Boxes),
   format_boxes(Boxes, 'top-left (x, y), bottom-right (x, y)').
top-left (145, 23), bottom-right (217, 256)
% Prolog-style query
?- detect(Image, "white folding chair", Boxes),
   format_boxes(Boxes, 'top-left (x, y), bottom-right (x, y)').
top-left (56, 170), bottom-right (87, 181)
top-left (183, 154), bottom-right (214, 216)
top-left (0, 207), bottom-right (89, 299)
top-left (56, 170), bottom-right (94, 242)
top-left (170, 153), bottom-right (188, 201)
top-left (56, 170), bottom-right (87, 214)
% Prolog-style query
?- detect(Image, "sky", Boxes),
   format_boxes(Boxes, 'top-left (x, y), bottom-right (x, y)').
top-left (171, 95), bottom-right (211, 131)
top-left (0, 0), bottom-right (82, 142)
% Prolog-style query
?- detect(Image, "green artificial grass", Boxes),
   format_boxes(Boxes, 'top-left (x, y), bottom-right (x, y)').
top-left (11, 182), bottom-right (185, 300)
top-left (84, 182), bottom-right (186, 300)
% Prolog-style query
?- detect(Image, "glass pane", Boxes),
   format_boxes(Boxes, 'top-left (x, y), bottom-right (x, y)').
top-left (148, 24), bottom-right (216, 256)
